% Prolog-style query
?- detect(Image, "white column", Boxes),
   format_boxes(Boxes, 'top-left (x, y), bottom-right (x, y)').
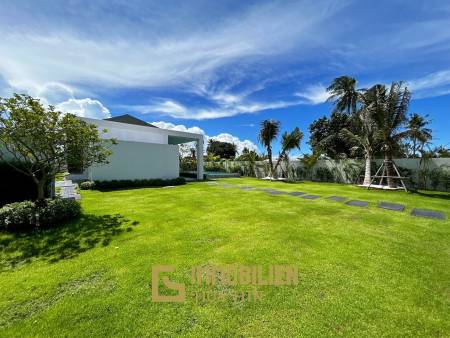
top-left (196, 137), bottom-right (204, 180)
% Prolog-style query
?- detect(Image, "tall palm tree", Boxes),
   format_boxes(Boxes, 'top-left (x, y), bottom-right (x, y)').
top-left (406, 113), bottom-right (432, 158)
top-left (327, 76), bottom-right (359, 114)
top-left (341, 106), bottom-right (377, 185)
top-left (274, 127), bottom-right (303, 175)
top-left (258, 120), bottom-right (280, 178)
top-left (367, 82), bottom-right (410, 188)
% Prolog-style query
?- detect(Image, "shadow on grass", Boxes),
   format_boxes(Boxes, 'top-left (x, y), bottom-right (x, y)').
top-left (0, 214), bottom-right (139, 271)
top-left (412, 190), bottom-right (450, 201)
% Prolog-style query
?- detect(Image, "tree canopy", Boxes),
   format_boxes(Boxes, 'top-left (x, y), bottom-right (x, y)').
top-left (0, 94), bottom-right (115, 200)
top-left (206, 139), bottom-right (237, 159)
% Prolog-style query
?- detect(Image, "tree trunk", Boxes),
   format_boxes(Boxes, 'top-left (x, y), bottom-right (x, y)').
top-left (36, 178), bottom-right (47, 201)
top-left (267, 148), bottom-right (274, 179)
top-left (363, 155), bottom-right (372, 186)
top-left (385, 152), bottom-right (396, 188)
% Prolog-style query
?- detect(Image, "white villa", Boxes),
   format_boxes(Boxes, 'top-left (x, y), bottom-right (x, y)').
top-left (69, 114), bottom-right (204, 181)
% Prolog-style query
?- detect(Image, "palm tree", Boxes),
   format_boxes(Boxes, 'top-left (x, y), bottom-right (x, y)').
top-left (258, 120), bottom-right (280, 178)
top-left (367, 82), bottom-right (410, 188)
top-left (274, 127), bottom-right (303, 176)
top-left (327, 76), bottom-right (359, 114)
top-left (341, 106), bottom-right (377, 185)
top-left (406, 113), bottom-right (432, 158)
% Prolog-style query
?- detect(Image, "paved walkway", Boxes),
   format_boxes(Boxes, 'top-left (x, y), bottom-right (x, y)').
top-left (206, 182), bottom-right (446, 220)
top-left (55, 180), bottom-right (81, 200)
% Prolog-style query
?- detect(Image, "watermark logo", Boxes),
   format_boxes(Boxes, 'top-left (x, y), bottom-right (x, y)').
top-left (151, 265), bottom-right (186, 302)
top-left (151, 264), bottom-right (298, 303)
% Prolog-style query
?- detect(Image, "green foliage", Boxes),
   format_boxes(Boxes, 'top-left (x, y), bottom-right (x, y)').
top-left (429, 168), bottom-right (442, 191)
top-left (315, 167), bottom-right (334, 182)
top-left (206, 140), bottom-right (236, 159)
top-left (0, 94), bottom-right (115, 199)
top-left (327, 76), bottom-right (359, 113)
top-left (0, 199), bottom-right (80, 231)
top-left (94, 177), bottom-right (185, 190)
top-left (204, 162), bottom-right (226, 172)
top-left (309, 112), bottom-right (358, 159)
top-left (79, 181), bottom-right (96, 190)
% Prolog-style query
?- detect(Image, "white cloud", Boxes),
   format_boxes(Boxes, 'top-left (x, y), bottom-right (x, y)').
top-left (151, 121), bottom-right (205, 135)
top-left (152, 120), bottom-right (259, 154)
top-left (407, 70), bottom-right (450, 98)
top-left (37, 82), bottom-right (74, 105)
top-left (209, 133), bottom-right (258, 154)
top-left (295, 84), bottom-right (329, 104)
top-left (56, 98), bottom-right (111, 119)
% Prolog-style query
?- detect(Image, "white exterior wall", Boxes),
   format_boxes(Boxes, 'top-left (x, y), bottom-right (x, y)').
top-left (89, 141), bottom-right (179, 181)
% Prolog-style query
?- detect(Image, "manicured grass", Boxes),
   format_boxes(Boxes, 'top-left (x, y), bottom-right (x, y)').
top-left (1, 178), bottom-right (449, 337)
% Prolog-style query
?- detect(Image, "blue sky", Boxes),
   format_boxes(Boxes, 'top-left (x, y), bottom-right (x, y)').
top-left (1, 0), bottom-right (450, 155)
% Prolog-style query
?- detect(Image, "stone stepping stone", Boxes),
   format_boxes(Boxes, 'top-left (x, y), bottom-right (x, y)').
top-left (378, 202), bottom-right (405, 212)
top-left (302, 194), bottom-right (320, 200)
top-left (327, 196), bottom-right (346, 202)
top-left (411, 208), bottom-right (445, 220)
top-left (289, 191), bottom-right (306, 196)
top-left (239, 186), bottom-right (255, 190)
top-left (265, 190), bottom-right (285, 195)
top-left (346, 200), bottom-right (368, 207)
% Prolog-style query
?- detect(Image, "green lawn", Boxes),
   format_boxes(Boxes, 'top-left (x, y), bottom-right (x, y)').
top-left (1, 178), bottom-right (449, 337)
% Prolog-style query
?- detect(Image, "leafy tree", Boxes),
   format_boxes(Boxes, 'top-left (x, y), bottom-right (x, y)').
top-left (433, 145), bottom-right (450, 158)
top-left (0, 94), bottom-right (115, 200)
top-left (406, 113), bottom-right (432, 157)
top-left (236, 147), bottom-right (260, 161)
top-left (206, 139), bottom-right (236, 159)
top-left (366, 83), bottom-right (410, 188)
top-left (341, 106), bottom-right (377, 185)
top-left (274, 127), bottom-right (303, 175)
top-left (258, 120), bottom-right (280, 178)
top-left (309, 111), bottom-right (356, 159)
top-left (327, 76), bottom-right (359, 114)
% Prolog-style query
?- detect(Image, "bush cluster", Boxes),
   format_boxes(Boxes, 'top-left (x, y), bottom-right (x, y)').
top-left (79, 180), bottom-right (96, 190)
top-left (0, 198), bottom-right (81, 231)
top-left (93, 177), bottom-right (186, 190)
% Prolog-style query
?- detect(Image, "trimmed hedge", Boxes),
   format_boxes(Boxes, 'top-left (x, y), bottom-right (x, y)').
top-left (0, 198), bottom-right (81, 231)
top-left (93, 177), bottom-right (186, 190)
top-left (79, 181), bottom-right (96, 190)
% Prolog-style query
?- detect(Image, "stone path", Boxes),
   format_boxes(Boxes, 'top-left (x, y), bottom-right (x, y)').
top-left (289, 191), bottom-right (306, 196)
top-left (327, 196), bottom-right (346, 202)
top-left (346, 200), bottom-right (369, 207)
top-left (205, 181), bottom-right (446, 220)
top-left (411, 208), bottom-right (445, 220)
top-left (55, 180), bottom-right (81, 200)
top-left (378, 202), bottom-right (405, 212)
top-left (302, 194), bottom-right (320, 200)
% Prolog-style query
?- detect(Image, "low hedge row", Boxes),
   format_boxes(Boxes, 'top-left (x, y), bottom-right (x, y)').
top-left (0, 198), bottom-right (81, 231)
top-left (82, 177), bottom-right (186, 190)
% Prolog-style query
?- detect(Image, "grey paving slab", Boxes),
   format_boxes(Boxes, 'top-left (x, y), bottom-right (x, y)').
top-left (239, 186), bottom-right (255, 190)
top-left (345, 200), bottom-right (369, 207)
top-left (302, 194), bottom-right (320, 200)
top-left (378, 202), bottom-right (405, 212)
top-left (289, 191), bottom-right (306, 196)
top-left (411, 208), bottom-right (445, 220)
top-left (266, 190), bottom-right (285, 195)
top-left (327, 196), bottom-right (346, 202)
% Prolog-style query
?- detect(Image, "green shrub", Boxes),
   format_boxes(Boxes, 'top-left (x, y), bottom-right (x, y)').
top-left (94, 177), bottom-right (185, 190)
top-left (79, 181), bottom-right (96, 190)
top-left (315, 167), bottom-right (334, 182)
top-left (0, 199), bottom-right (81, 231)
top-left (39, 199), bottom-right (81, 228)
top-left (0, 200), bottom-right (36, 231)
